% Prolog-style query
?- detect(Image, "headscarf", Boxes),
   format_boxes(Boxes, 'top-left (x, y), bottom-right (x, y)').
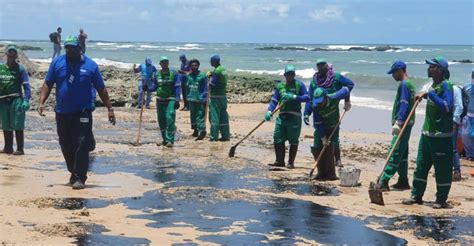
top-left (314, 63), bottom-right (335, 88)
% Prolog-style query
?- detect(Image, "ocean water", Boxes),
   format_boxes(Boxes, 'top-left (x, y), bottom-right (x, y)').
top-left (3, 40), bottom-right (473, 110)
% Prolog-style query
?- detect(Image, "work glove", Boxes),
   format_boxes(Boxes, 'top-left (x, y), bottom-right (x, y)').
top-left (174, 101), bottom-right (180, 110)
top-left (264, 111), bottom-right (272, 121)
top-left (344, 100), bottom-right (352, 111)
top-left (321, 136), bottom-right (330, 146)
top-left (91, 101), bottom-right (96, 112)
top-left (392, 124), bottom-right (401, 136)
top-left (20, 100), bottom-right (30, 112)
top-left (206, 71), bottom-right (212, 78)
top-left (282, 92), bottom-right (297, 101)
top-left (303, 115), bottom-right (310, 125)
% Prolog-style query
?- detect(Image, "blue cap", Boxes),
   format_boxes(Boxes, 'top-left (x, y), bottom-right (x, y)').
top-left (210, 54), bottom-right (220, 62)
top-left (63, 36), bottom-right (79, 47)
top-left (145, 57), bottom-right (152, 65)
top-left (425, 56), bottom-right (448, 71)
top-left (179, 54), bottom-right (186, 60)
top-left (387, 60), bottom-right (406, 74)
top-left (312, 87), bottom-right (327, 106)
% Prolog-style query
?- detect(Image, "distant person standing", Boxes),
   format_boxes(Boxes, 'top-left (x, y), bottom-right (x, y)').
top-left (462, 70), bottom-right (474, 161)
top-left (78, 28), bottom-right (88, 54)
top-left (38, 36), bottom-right (116, 190)
top-left (50, 27), bottom-right (62, 59)
top-left (178, 54), bottom-right (191, 111)
top-left (133, 57), bottom-right (157, 109)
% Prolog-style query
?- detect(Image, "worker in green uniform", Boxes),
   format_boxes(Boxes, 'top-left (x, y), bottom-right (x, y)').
top-left (304, 59), bottom-right (354, 179)
top-left (208, 55), bottom-right (230, 141)
top-left (154, 56), bottom-right (181, 147)
top-left (402, 56), bottom-right (454, 209)
top-left (186, 59), bottom-right (208, 140)
top-left (379, 60), bottom-right (416, 191)
top-left (0, 45), bottom-right (31, 155)
top-left (265, 64), bottom-right (309, 169)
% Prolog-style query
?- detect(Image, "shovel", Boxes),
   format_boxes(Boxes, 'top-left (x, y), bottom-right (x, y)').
top-left (369, 98), bottom-right (421, 205)
top-left (309, 109), bottom-right (347, 179)
top-left (228, 103), bottom-right (284, 157)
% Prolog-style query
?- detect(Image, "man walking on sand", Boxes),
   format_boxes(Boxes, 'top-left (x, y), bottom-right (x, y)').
top-left (178, 54), bottom-right (191, 111)
top-left (378, 60), bottom-right (416, 191)
top-left (186, 59), bottom-right (208, 140)
top-left (303, 59), bottom-right (353, 179)
top-left (208, 55), bottom-right (230, 142)
top-left (154, 56), bottom-right (180, 147)
top-left (266, 64), bottom-right (309, 169)
top-left (402, 56), bottom-right (454, 209)
top-left (133, 57), bottom-right (157, 109)
top-left (0, 45), bottom-right (32, 155)
top-left (38, 36), bottom-right (116, 190)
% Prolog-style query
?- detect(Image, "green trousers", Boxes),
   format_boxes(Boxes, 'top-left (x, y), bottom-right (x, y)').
top-left (273, 114), bottom-right (301, 145)
top-left (189, 101), bottom-right (205, 134)
top-left (411, 134), bottom-right (453, 203)
top-left (0, 97), bottom-right (25, 131)
top-left (156, 100), bottom-right (176, 144)
top-left (209, 97), bottom-right (230, 141)
top-left (380, 125), bottom-right (412, 183)
top-left (313, 125), bottom-right (339, 149)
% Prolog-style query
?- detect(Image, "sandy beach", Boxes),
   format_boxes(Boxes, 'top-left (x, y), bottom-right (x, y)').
top-left (1, 97), bottom-right (473, 245)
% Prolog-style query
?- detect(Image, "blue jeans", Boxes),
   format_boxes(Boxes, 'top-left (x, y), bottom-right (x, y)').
top-left (137, 79), bottom-right (153, 107)
top-left (453, 124), bottom-right (461, 171)
top-left (52, 43), bottom-right (61, 59)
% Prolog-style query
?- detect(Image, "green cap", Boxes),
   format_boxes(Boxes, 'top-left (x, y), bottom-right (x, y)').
top-left (160, 56), bottom-right (169, 62)
top-left (316, 58), bottom-right (327, 65)
top-left (64, 36), bottom-right (79, 47)
top-left (6, 44), bottom-right (18, 53)
top-left (284, 64), bottom-right (296, 74)
top-left (312, 87), bottom-right (327, 105)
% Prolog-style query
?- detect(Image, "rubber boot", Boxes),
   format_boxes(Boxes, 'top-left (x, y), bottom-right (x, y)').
top-left (311, 146), bottom-right (324, 180)
top-left (324, 145), bottom-right (339, 180)
top-left (1, 130), bottom-right (14, 154)
top-left (287, 144), bottom-right (298, 169)
top-left (269, 143), bottom-right (285, 167)
top-left (13, 130), bottom-right (24, 155)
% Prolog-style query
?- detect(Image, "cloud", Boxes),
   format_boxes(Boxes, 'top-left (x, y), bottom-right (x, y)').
top-left (352, 16), bottom-right (363, 23)
top-left (308, 5), bottom-right (344, 23)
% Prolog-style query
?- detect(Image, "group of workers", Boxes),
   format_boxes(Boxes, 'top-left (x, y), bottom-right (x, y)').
top-left (0, 37), bottom-right (472, 208)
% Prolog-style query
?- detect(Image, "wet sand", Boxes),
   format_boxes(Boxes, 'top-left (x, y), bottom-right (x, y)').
top-left (1, 103), bottom-right (473, 245)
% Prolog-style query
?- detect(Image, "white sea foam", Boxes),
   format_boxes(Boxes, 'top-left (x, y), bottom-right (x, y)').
top-left (139, 44), bottom-right (161, 49)
top-left (30, 58), bottom-right (53, 63)
top-left (326, 45), bottom-right (365, 50)
top-left (116, 44), bottom-right (134, 48)
top-left (350, 59), bottom-right (380, 64)
top-left (234, 68), bottom-right (349, 79)
top-left (92, 58), bottom-right (134, 69)
top-left (350, 96), bottom-right (393, 111)
top-left (95, 42), bottom-right (117, 46)
top-left (184, 43), bottom-right (199, 47)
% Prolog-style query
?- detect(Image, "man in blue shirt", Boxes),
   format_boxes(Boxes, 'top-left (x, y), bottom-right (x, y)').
top-left (462, 70), bottom-right (474, 161)
top-left (38, 36), bottom-right (116, 190)
top-left (133, 57), bottom-right (157, 109)
top-left (178, 54), bottom-right (191, 111)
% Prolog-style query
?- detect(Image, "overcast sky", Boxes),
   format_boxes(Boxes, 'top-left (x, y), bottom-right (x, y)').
top-left (1, 0), bottom-right (473, 44)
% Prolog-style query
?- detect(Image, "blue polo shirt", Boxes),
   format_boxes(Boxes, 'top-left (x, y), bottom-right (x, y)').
top-left (45, 55), bottom-right (105, 114)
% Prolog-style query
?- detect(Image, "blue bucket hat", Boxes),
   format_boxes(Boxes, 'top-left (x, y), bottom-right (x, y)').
top-left (210, 54), bottom-right (220, 63)
top-left (387, 60), bottom-right (406, 74)
top-left (312, 87), bottom-right (327, 106)
top-left (64, 36), bottom-right (79, 47)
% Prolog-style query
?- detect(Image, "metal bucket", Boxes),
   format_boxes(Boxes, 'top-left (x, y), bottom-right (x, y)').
top-left (338, 166), bottom-right (361, 187)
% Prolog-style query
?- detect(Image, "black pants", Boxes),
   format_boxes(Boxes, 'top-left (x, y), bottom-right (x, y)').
top-left (56, 110), bottom-right (92, 183)
top-left (181, 78), bottom-right (188, 108)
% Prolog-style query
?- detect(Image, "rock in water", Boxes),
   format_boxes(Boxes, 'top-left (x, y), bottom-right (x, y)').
top-left (0, 46), bottom-right (38, 76)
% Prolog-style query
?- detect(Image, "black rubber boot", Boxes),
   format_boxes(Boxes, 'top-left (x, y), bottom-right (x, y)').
top-left (13, 130), bottom-right (24, 155)
top-left (192, 130), bottom-right (198, 137)
top-left (287, 144), bottom-right (298, 169)
top-left (401, 196), bottom-right (423, 205)
top-left (391, 179), bottom-right (410, 190)
top-left (269, 143), bottom-right (285, 167)
top-left (1, 130), bottom-right (14, 154)
top-left (311, 146), bottom-right (324, 180)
